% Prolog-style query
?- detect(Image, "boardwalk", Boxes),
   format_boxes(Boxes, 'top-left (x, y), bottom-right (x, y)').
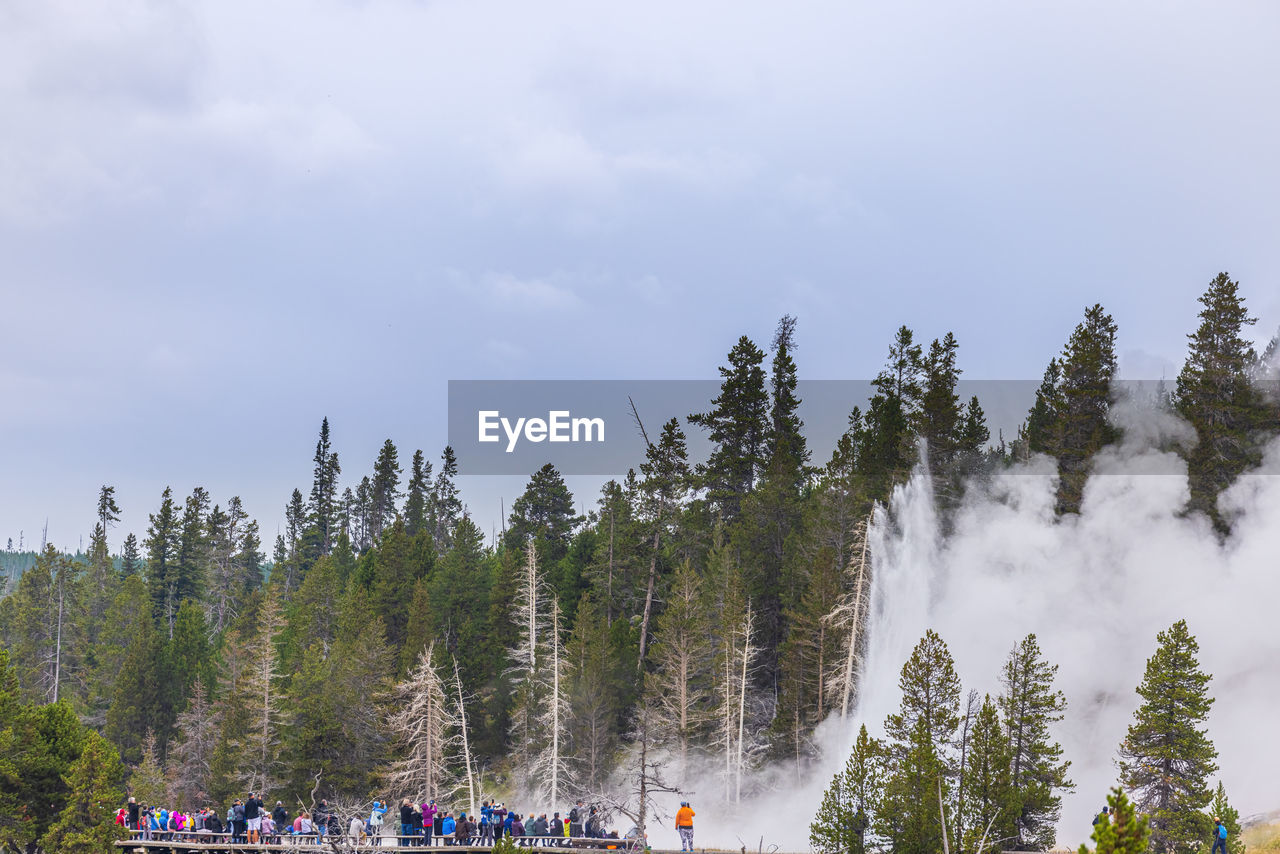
top-left (113, 833), bottom-right (753, 854)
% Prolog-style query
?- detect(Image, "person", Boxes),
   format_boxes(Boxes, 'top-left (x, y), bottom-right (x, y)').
top-left (205, 809), bottom-right (223, 838)
top-left (245, 791), bottom-right (263, 844)
top-left (262, 813), bottom-right (278, 845)
top-left (316, 799), bottom-right (333, 843)
top-left (351, 813), bottom-right (368, 846)
top-left (232, 800), bottom-right (247, 844)
top-left (675, 801), bottom-right (695, 852)
top-left (433, 804), bottom-right (444, 846)
top-left (126, 796), bottom-right (140, 831)
top-left (512, 813), bottom-right (526, 846)
top-left (442, 811), bottom-right (456, 846)
top-left (585, 807), bottom-right (600, 839)
top-left (1094, 806), bottom-right (1109, 827)
top-left (569, 802), bottom-right (584, 839)
top-left (456, 812), bottom-right (471, 845)
top-left (274, 800), bottom-right (290, 833)
top-left (423, 800), bottom-right (438, 847)
top-left (550, 813), bottom-right (564, 847)
top-left (299, 811), bottom-right (315, 842)
top-left (371, 800), bottom-right (388, 846)
top-left (400, 800), bottom-right (415, 848)
top-left (1213, 817), bottom-right (1228, 854)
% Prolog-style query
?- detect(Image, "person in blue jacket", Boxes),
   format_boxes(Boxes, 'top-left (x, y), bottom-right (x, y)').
top-left (1212, 817), bottom-right (1228, 854)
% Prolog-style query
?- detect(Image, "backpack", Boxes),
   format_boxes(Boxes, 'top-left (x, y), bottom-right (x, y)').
top-left (569, 808), bottom-right (579, 824)
top-left (1219, 825), bottom-right (1228, 840)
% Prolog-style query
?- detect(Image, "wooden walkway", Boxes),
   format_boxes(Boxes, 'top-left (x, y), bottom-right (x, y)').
top-left (114, 835), bottom-right (749, 854)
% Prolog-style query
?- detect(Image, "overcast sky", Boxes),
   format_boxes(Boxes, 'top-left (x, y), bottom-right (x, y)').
top-left (3, 0), bottom-right (1279, 551)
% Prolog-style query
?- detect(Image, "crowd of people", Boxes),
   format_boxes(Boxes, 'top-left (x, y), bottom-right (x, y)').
top-left (115, 793), bottom-right (694, 849)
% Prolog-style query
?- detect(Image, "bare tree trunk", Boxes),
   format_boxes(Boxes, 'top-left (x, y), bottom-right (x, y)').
top-left (637, 530), bottom-right (660, 669)
top-left (734, 603), bottom-right (754, 804)
top-left (53, 577), bottom-right (63, 703)
top-left (452, 657), bottom-right (477, 818)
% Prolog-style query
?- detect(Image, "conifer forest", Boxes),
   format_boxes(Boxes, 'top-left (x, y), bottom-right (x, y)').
top-left (1, 278), bottom-right (1277, 854)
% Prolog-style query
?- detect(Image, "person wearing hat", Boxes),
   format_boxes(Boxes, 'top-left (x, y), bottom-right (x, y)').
top-left (675, 801), bottom-right (695, 852)
top-left (1212, 817), bottom-right (1228, 854)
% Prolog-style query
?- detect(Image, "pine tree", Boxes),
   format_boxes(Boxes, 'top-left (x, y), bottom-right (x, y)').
top-left (961, 696), bottom-right (1017, 854)
top-left (371, 438), bottom-right (404, 541)
top-left (130, 729), bottom-right (167, 806)
top-left (775, 545), bottom-right (843, 770)
top-left (879, 631), bottom-right (961, 854)
top-left (644, 560), bottom-right (711, 787)
top-left (405, 449), bottom-right (432, 536)
top-left (119, 533), bottom-right (141, 578)
top-left (859, 327), bottom-right (924, 502)
top-left (1079, 788), bottom-right (1151, 854)
top-left (999, 634), bottom-right (1072, 850)
top-left (144, 487), bottom-right (181, 628)
top-left (919, 332), bottom-right (963, 473)
top-left (636, 418), bottom-right (690, 666)
top-left (810, 725), bottom-right (882, 854)
top-left (884, 629), bottom-right (961, 763)
top-left (38, 730), bottom-right (126, 854)
top-left (688, 335), bottom-right (769, 522)
top-left (433, 446), bottom-right (463, 554)
top-left (504, 463), bottom-right (579, 564)
top-left (1202, 782), bottom-right (1243, 854)
top-left (565, 593), bottom-right (620, 794)
top-left (1176, 273), bottom-right (1269, 527)
top-left (308, 417), bottom-right (341, 553)
top-left (1024, 359), bottom-right (1064, 457)
top-left (1118, 620), bottom-right (1218, 854)
top-left (171, 487), bottom-right (211, 628)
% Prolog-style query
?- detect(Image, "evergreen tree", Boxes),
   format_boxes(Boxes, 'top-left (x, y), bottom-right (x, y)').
top-left (1079, 788), bottom-right (1151, 854)
top-left (96, 486), bottom-right (122, 540)
top-left (1024, 359), bottom-right (1063, 457)
top-left (433, 446), bottom-right (463, 553)
top-left (308, 417), bottom-right (341, 553)
top-left (39, 730), bottom-right (126, 854)
top-left (859, 327), bottom-right (924, 502)
top-left (370, 438), bottom-right (404, 540)
top-left (504, 463), bottom-right (579, 564)
top-left (775, 545), bottom-right (843, 767)
top-left (999, 634), bottom-right (1072, 850)
top-left (879, 631), bottom-right (961, 854)
top-left (144, 487), bottom-right (181, 628)
top-left (810, 725), bottom-right (882, 854)
top-left (1118, 619), bottom-right (1218, 854)
top-left (172, 487), bottom-right (211, 626)
top-left (1202, 782), bottom-right (1243, 854)
top-left (1055, 304), bottom-right (1119, 513)
top-left (645, 559), bottom-right (712, 787)
top-left (919, 332), bottom-right (963, 474)
top-left (1176, 273), bottom-right (1269, 527)
top-left (960, 696), bottom-right (1017, 854)
top-left (119, 533), bottom-right (142, 578)
top-left (688, 335), bottom-right (769, 522)
top-left (405, 449), bottom-right (433, 536)
top-left (130, 729), bottom-right (167, 806)
top-left (636, 418), bottom-right (690, 666)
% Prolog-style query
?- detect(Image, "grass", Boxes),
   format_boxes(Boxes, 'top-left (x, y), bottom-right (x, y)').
top-left (1243, 822), bottom-right (1280, 853)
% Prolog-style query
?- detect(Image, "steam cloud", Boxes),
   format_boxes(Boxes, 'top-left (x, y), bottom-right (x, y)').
top-left (648, 396), bottom-right (1280, 851)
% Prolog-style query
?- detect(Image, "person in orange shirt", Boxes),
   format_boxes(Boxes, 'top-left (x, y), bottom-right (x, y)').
top-left (675, 802), bottom-right (695, 852)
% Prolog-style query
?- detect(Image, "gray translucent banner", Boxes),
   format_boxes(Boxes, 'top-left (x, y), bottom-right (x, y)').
top-left (448, 379), bottom-right (1048, 476)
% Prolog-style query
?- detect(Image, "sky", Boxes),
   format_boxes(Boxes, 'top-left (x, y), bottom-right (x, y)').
top-left (3, 0), bottom-right (1280, 551)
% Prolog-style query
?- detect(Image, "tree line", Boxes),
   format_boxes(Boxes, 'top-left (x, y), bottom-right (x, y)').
top-left (810, 620), bottom-right (1240, 854)
top-left (0, 273), bottom-right (1275, 852)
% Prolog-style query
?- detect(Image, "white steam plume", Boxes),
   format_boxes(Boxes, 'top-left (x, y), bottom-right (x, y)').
top-left (647, 398), bottom-right (1280, 851)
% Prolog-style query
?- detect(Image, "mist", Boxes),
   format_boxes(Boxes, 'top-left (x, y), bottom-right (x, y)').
top-left (652, 396), bottom-right (1280, 851)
